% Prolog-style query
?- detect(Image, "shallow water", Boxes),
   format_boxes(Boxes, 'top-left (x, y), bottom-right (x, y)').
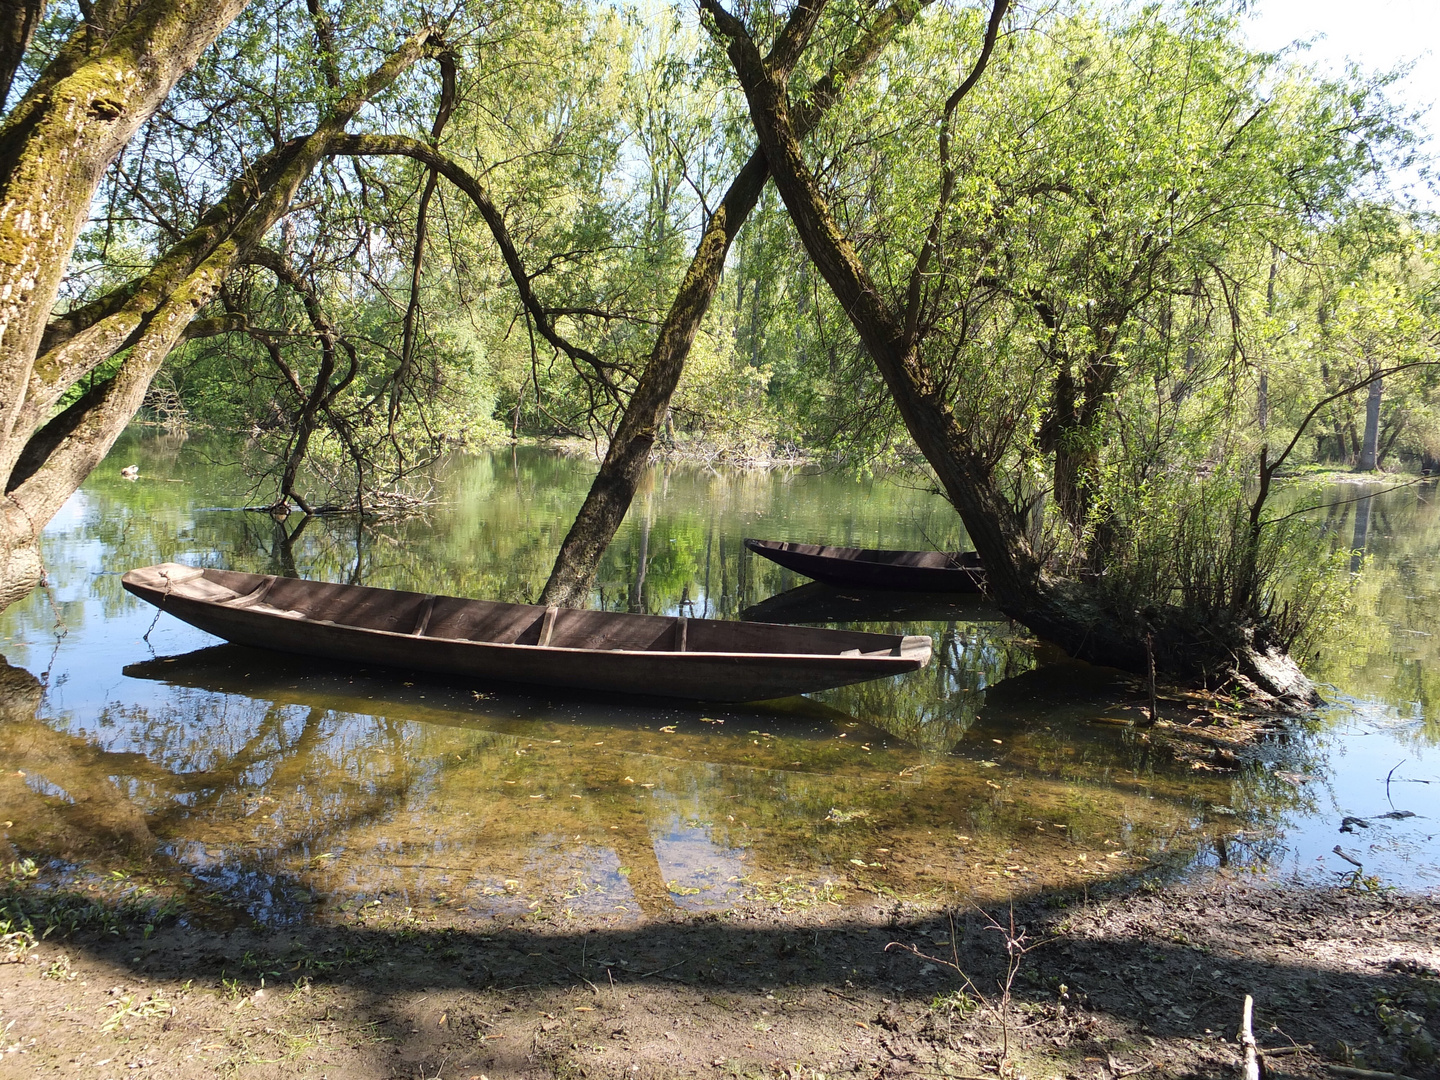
top-left (0, 432), bottom-right (1434, 926)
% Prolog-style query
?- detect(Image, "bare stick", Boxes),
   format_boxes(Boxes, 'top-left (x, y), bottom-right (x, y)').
top-left (1240, 995), bottom-right (1261, 1080)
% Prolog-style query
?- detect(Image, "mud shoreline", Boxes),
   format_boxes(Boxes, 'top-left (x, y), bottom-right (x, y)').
top-left (2, 864), bottom-right (1436, 1080)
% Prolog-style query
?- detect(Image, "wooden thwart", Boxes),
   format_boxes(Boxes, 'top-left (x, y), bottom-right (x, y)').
top-left (538, 605), bottom-right (559, 647)
top-left (411, 595), bottom-right (437, 637)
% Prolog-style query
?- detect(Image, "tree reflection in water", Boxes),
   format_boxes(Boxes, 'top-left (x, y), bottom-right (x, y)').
top-left (0, 433), bottom-right (1434, 930)
top-left (0, 639), bottom-right (1305, 927)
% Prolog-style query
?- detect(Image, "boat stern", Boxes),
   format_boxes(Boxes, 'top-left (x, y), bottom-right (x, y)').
top-left (898, 634), bottom-right (933, 667)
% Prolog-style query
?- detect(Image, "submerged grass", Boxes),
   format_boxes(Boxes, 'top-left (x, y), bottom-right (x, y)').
top-left (0, 859), bottom-right (186, 955)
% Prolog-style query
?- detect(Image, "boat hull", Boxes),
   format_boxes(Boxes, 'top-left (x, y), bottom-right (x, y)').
top-left (744, 539), bottom-right (984, 593)
top-left (122, 564), bottom-right (931, 702)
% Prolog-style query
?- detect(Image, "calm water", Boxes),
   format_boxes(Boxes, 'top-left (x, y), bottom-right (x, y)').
top-left (0, 431), bottom-right (1434, 926)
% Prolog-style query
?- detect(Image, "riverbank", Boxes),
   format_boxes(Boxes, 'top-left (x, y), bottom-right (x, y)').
top-left (2, 864), bottom-right (1435, 1080)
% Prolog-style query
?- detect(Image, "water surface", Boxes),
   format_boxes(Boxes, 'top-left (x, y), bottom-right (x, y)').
top-left (0, 432), bottom-right (1434, 927)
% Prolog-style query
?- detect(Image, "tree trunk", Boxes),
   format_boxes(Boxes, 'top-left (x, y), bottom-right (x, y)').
top-left (1, 0), bottom-right (251, 458)
top-left (0, 0), bottom-right (251, 603)
top-left (0, 0), bottom-right (45, 110)
top-left (704, 0), bottom-right (1317, 708)
top-left (1377, 414), bottom-right (1404, 468)
top-left (1357, 373), bottom-right (1382, 471)
top-left (1259, 244), bottom-right (1277, 431)
top-left (538, 0), bottom-right (930, 608)
top-left (0, 512), bottom-right (42, 611)
top-left (702, 0), bottom-right (1038, 596)
top-left (0, 14), bottom-right (439, 607)
top-left (539, 155), bottom-right (766, 607)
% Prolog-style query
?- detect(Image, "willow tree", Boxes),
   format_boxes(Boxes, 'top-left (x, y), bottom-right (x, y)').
top-left (702, 0), bottom-right (1411, 704)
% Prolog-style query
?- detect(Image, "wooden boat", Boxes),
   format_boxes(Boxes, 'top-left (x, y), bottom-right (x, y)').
top-left (744, 538), bottom-right (984, 593)
top-left (122, 563), bottom-right (931, 701)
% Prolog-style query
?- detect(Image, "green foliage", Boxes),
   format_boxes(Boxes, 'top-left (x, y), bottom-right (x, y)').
top-left (1083, 465), bottom-right (1354, 655)
top-left (0, 859), bottom-right (184, 948)
top-left (1258, 220), bottom-right (1440, 470)
top-left (27, 0), bottom-right (1437, 654)
top-left (724, 0), bottom-right (1426, 652)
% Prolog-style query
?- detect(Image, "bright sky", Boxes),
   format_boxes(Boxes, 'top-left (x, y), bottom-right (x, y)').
top-left (1241, 0), bottom-right (1438, 206)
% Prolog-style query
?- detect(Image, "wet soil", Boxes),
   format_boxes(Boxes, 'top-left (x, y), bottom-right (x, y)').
top-left (2, 867), bottom-right (1436, 1080)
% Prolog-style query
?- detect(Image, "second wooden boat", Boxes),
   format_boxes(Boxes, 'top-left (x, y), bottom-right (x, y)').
top-left (744, 538), bottom-right (984, 593)
top-left (122, 563), bottom-right (931, 702)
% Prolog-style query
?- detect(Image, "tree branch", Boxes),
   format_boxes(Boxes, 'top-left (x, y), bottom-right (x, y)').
top-left (6, 25), bottom-right (446, 520)
top-left (903, 0), bottom-right (1009, 348)
top-left (331, 133), bottom-right (623, 403)
top-left (1250, 360), bottom-right (1440, 530)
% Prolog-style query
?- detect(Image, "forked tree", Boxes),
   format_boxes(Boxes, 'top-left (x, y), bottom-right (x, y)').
top-left (699, 0), bottom-right (1407, 704)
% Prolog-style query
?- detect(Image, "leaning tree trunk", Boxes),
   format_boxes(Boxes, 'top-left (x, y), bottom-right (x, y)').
top-left (343, 0), bottom-right (933, 611)
top-left (704, 0), bottom-right (1317, 709)
top-left (538, 156), bottom-right (768, 607)
top-left (539, 0), bottom-right (933, 608)
top-left (0, 0), bottom-right (252, 602)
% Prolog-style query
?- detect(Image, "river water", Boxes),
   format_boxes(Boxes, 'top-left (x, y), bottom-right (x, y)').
top-left (0, 431), bottom-right (1434, 925)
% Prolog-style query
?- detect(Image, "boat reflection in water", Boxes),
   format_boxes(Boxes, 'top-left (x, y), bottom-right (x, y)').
top-left (742, 581), bottom-right (997, 626)
top-left (25, 642), bottom-right (1277, 927)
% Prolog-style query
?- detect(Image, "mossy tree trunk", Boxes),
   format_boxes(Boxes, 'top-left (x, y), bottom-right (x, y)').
top-left (0, 3), bottom-right (443, 608)
top-left (0, 0), bottom-right (252, 605)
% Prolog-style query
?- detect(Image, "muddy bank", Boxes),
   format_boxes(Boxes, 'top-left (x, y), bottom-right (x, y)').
top-left (2, 865), bottom-right (1436, 1080)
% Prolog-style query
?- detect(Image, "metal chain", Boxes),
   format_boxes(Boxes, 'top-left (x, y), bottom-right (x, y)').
top-left (142, 571), bottom-right (175, 644)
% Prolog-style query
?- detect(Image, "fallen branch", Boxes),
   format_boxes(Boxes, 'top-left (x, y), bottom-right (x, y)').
top-left (1326, 1068), bottom-right (1423, 1080)
top-left (1332, 845), bottom-right (1365, 870)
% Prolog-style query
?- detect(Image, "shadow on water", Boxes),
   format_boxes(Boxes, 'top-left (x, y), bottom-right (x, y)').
top-left (0, 641), bottom-right (1429, 1078)
top-left (1, 643), bottom-right (1314, 936)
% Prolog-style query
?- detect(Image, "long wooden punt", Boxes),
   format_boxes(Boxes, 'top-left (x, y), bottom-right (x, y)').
top-left (744, 538), bottom-right (985, 593)
top-left (122, 563), bottom-right (931, 701)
